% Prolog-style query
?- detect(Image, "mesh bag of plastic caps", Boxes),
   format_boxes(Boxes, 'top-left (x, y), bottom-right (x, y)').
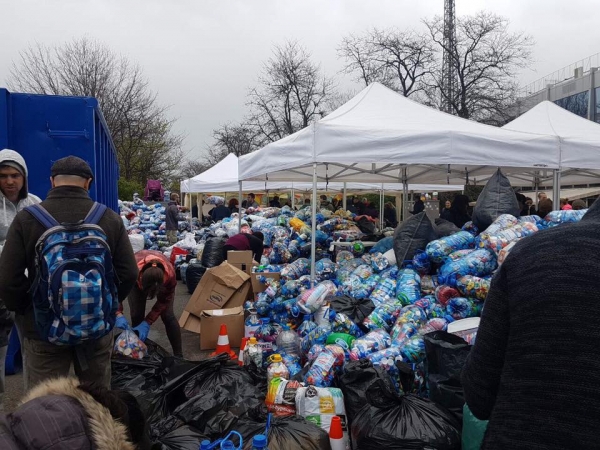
top-left (438, 249), bottom-right (497, 284)
top-left (269, 242), bottom-right (293, 264)
top-left (281, 258), bottom-right (311, 280)
top-left (349, 329), bottom-right (392, 360)
top-left (543, 209), bottom-right (587, 226)
top-left (425, 231), bottom-right (476, 264)
top-left (370, 278), bottom-right (397, 307)
top-left (335, 250), bottom-right (354, 265)
top-left (370, 253), bottom-right (390, 272)
top-left (315, 258), bottom-right (336, 280)
top-left (363, 299), bottom-right (404, 332)
top-left (456, 275), bottom-right (491, 301)
top-left (478, 221), bottom-right (538, 255)
top-left (395, 269), bottom-right (421, 305)
top-left (350, 274), bottom-right (381, 300)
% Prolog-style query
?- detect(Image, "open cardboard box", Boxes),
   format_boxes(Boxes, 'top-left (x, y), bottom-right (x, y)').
top-left (227, 250), bottom-right (256, 276)
top-left (178, 262), bottom-right (251, 347)
top-left (250, 271), bottom-right (281, 297)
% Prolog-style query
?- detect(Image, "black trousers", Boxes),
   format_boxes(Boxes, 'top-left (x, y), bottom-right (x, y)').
top-left (128, 287), bottom-right (183, 357)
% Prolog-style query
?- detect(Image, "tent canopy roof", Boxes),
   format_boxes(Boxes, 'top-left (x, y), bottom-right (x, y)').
top-left (239, 83), bottom-right (560, 184)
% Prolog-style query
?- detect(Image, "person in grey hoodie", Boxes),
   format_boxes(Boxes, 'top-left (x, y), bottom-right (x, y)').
top-left (0, 149), bottom-right (41, 408)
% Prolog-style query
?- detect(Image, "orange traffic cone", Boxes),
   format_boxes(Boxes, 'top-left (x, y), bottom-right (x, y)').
top-left (210, 324), bottom-right (237, 359)
top-left (238, 337), bottom-right (249, 366)
top-left (329, 416), bottom-right (347, 450)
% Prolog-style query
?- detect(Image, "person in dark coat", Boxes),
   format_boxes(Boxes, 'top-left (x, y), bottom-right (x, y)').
top-left (440, 199), bottom-right (453, 221)
top-left (0, 377), bottom-right (150, 449)
top-left (537, 198), bottom-right (553, 218)
top-left (0, 156), bottom-right (138, 389)
top-left (165, 193), bottom-right (180, 245)
top-left (223, 232), bottom-right (264, 263)
top-left (448, 194), bottom-right (471, 228)
top-left (410, 194), bottom-right (425, 215)
top-left (269, 196), bottom-right (281, 208)
top-left (363, 202), bottom-right (379, 219)
top-left (462, 198), bottom-right (600, 450)
top-left (228, 198), bottom-right (240, 214)
top-left (383, 202), bottom-right (398, 228)
top-left (210, 198), bottom-right (231, 222)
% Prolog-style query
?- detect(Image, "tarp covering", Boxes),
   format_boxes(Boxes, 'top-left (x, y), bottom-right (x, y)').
top-left (238, 83), bottom-right (560, 185)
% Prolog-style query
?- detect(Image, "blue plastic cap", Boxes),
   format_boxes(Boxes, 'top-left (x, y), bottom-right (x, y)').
top-left (200, 440), bottom-right (212, 450)
top-left (303, 314), bottom-right (312, 321)
top-left (253, 434), bottom-right (267, 447)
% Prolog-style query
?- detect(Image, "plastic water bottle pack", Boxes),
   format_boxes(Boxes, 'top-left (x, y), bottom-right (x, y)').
top-left (349, 329), bottom-right (392, 360)
top-left (478, 222), bottom-right (538, 255)
top-left (543, 209), bottom-right (587, 226)
top-left (363, 299), bottom-right (404, 332)
top-left (369, 277), bottom-right (397, 307)
top-left (350, 274), bottom-right (381, 300)
top-left (395, 268), bottom-right (421, 305)
top-left (456, 275), bottom-right (491, 300)
top-left (438, 249), bottom-right (497, 284)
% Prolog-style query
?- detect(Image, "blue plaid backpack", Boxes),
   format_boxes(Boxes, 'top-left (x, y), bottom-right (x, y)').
top-left (25, 202), bottom-right (118, 345)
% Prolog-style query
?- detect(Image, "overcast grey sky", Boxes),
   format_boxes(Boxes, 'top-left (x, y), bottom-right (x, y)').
top-left (1, 0), bottom-right (599, 160)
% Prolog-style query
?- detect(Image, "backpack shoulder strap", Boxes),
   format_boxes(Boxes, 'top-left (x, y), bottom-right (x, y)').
top-left (83, 202), bottom-right (108, 225)
top-left (25, 204), bottom-right (60, 230)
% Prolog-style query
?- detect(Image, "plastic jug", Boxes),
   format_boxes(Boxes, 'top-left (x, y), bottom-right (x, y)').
top-left (267, 354), bottom-right (290, 383)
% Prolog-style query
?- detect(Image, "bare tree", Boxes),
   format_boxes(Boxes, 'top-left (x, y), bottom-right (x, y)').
top-left (247, 40), bottom-right (334, 145)
top-left (206, 122), bottom-right (260, 165)
top-left (338, 28), bottom-right (436, 97)
top-left (7, 37), bottom-right (184, 184)
top-left (424, 12), bottom-right (534, 124)
top-left (179, 159), bottom-right (210, 180)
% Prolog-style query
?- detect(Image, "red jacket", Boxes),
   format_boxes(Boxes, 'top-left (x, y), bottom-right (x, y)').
top-left (119, 250), bottom-right (177, 325)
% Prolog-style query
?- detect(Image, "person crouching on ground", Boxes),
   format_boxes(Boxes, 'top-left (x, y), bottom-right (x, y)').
top-left (0, 377), bottom-right (151, 449)
top-left (116, 250), bottom-right (183, 357)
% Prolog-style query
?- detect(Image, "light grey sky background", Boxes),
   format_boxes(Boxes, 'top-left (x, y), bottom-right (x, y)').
top-left (1, 0), bottom-right (598, 160)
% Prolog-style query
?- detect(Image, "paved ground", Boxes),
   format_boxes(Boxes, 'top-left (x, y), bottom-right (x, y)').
top-left (3, 280), bottom-right (220, 412)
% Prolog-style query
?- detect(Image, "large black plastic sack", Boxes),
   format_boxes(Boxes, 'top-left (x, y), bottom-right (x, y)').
top-left (185, 261), bottom-right (206, 294)
top-left (393, 212), bottom-right (437, 266)
top-left (472, 169), bottom-right (519, 231)
top-left (424, 331), bottom-right (471, 420)
top-left (111, 339), bottom-right (172, 392)
top-left (351, 378), bottom-right (461, 450)
top-left (329, 294), bottom-right (375, 328)
top-left (434, 218), bottom-right (461, 237)
top-left (338, 359), bottom-right (392, 423)
top-left (155, 425), bottom-right (209, 450)
top-left (201, 237), bottom-right (226, 268)
top-left (145, 355), bottom-right (263, 429)
top-left (234, 409), bottom-right (330, 450)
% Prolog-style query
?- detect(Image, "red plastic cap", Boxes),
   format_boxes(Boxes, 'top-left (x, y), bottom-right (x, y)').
top-left (329, 416), bottom-right (343, 439)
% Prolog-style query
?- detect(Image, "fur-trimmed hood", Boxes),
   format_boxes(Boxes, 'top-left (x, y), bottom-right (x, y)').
top-left (0, 378), bottom-right (135, 450)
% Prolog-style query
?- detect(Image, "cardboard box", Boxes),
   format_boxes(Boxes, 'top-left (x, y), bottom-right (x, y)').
top-left (227, 250), bottom-right (254, 275)
top-left (183, 262), bottom-right (251, 318)
top-left (199, 306), bottom-right (244, 350)
top-left (250, 272), bottom-right (281, 295)
top-left (178, 310), bottom-right (202, 334)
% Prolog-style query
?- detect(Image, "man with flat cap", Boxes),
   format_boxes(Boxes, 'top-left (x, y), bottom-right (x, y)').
top-left (0, 156), bottom-right (138, 388)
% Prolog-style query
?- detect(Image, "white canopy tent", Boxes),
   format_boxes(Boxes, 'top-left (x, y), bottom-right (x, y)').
top-left (502, 101), bottom-right (600, 191)
top-left (238, 83), bottom-right (561, 281)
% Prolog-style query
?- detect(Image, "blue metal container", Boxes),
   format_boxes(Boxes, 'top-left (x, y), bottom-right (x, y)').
top-left (0, 88), bottom-right (119, 211)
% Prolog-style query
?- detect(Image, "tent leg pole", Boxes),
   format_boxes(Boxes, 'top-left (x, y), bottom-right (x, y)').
top-left (552, 170), bottom-right (561, 210)
top-left (380, 189), bottom-right (384, 229)
top-left (402, 167), bottom-right (408, 221)
top-left (291, 188), bottom-right (295, 209)
top-left (310, 163), bottom-right (317, 287)
top-left (238, 181), bottom-right (243, 232)
top-left (342, 182), bottom-right (347, 210)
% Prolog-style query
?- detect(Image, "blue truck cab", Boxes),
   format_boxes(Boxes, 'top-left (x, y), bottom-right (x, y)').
top-left (0, 88), bottom-right (119, 211)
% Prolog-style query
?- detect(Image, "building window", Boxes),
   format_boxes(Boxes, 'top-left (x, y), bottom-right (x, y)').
top-left (595, 87), bottom-right (600, 123)
top-left (555, 91), bottom-right (589, 118)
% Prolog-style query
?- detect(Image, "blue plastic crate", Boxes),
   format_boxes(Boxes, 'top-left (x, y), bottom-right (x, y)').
top-left (0, 88), bottom-right (119, 211)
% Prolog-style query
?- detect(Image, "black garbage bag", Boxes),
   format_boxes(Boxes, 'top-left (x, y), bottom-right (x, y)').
top-left (328, 294), bottom-right (375, 327)
top-left (393, 212), bottom-right (437, 266)
top-left (185, 260), bottom-right (207, 294)
top-left (338, 359), bottom-right (392, 423)
top-left (356, 216), bottom-right (377, 235)
top-left (155, 425), bottom-right (210, 450)
top-left (424, 331), bottom-right (471, 420)
top-left (434, 218), bottom-right (461, 237)
top-left (472, 169), bottom-right (520, 231)
top-left (145, 355), bottom-right (263, 429)
top-left (351, 378), bottom-right (461, 450)
top-left (111, 339), bottom-right (171, 391)
top-left (233, 408), bottom-right (330, 450)
top-left (201, 237), bottom-right (227, 268)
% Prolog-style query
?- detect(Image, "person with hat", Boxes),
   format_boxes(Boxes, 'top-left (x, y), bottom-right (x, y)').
top-left (0, 149), bottom-right (41, 408)
top-left (115, 250), bottom-right (182, 357)
top-left (0, 156), bottom-right (138, 389)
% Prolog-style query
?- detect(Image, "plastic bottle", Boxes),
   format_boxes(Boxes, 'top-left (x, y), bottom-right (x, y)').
top-left (275, 326), bottom-right (301, 357)
top-left (243, 337), bottom-right (263, 367)
top-left (297, 281), bottom-right (337, 314)
top-left (370, 278), bottom-right (397, 307)
top-left (395, 269), bottom-right (421, 305)
top-left (200, 440), bottom-right (212, 450)
top-left (251, 435), bottom-right (268, 450)
top-left (304, 345), bottom-right (345, 387)
top-left (245, 309), bottom-right (262, 338)
top-left (267, 354), bottom-right (290, 383)
top-left (349, 329), bottom-right (391, 360)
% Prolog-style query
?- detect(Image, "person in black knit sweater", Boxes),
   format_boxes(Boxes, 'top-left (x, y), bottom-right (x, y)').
top-left (462, 198), bottom-right (600, 450)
